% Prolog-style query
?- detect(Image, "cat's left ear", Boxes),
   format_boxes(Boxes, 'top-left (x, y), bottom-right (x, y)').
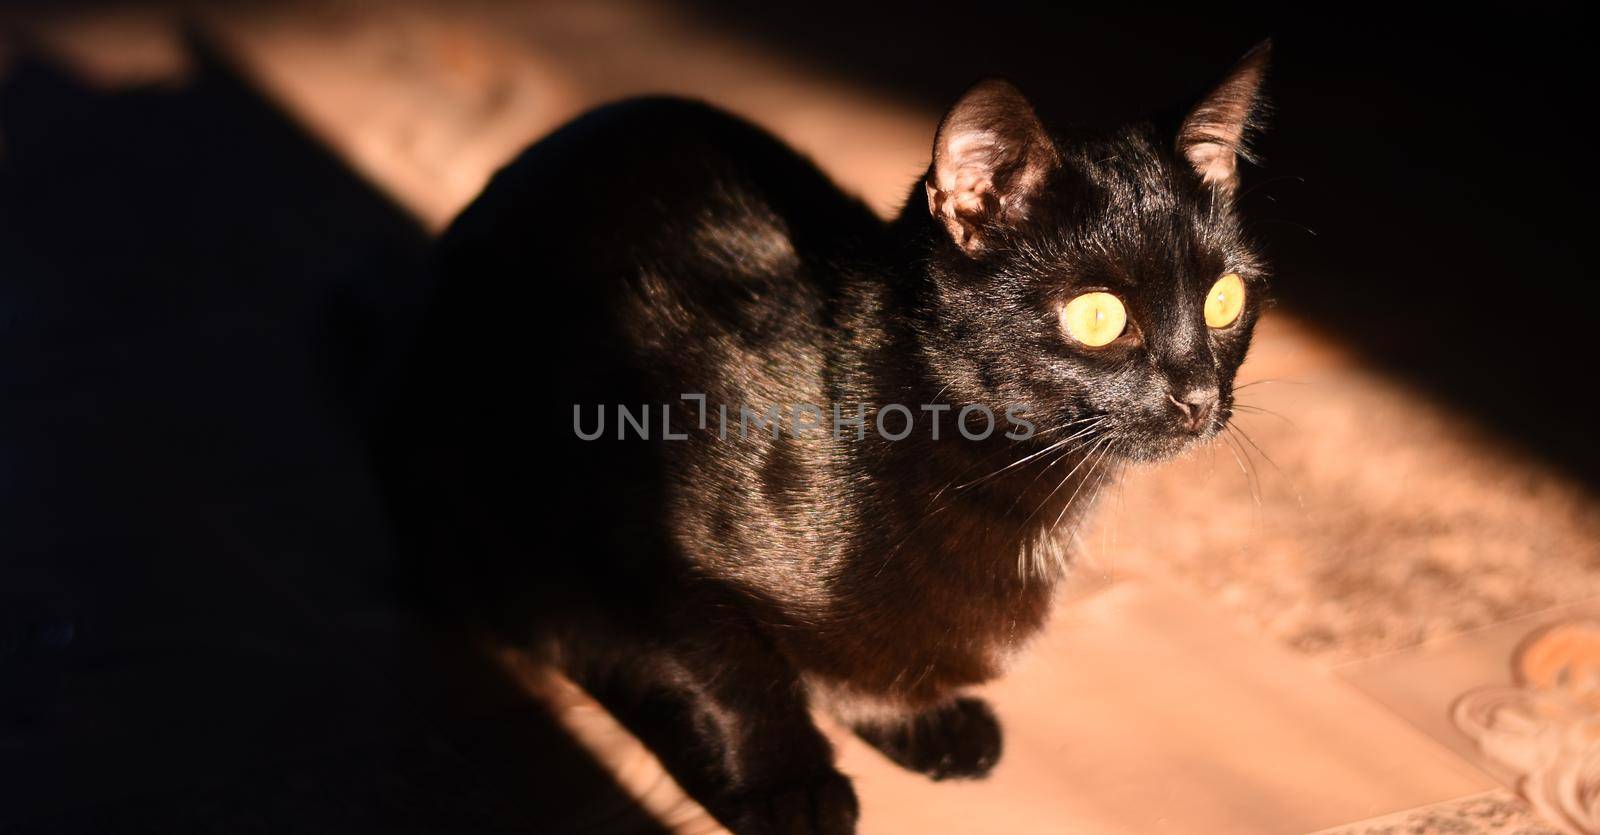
top-left (926, 79), bottom-right (1059, 255)
top-left (1179, 40), bottom-right (1271, 193)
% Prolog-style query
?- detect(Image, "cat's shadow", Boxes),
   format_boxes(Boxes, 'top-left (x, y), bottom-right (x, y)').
top-left (0, 34), bottom-right (665, 835)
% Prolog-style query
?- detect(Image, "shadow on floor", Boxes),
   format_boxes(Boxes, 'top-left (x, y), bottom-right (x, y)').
top-left (0, 34), bottom-right (664, 835)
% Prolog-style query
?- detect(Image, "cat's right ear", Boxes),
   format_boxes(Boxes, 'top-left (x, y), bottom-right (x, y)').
top-left (926, 79), bottom-right (1059, 255)
top-left (1178, 41), bottom-right (1271, 194)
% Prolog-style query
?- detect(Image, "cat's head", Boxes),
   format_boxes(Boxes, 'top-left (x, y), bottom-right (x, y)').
top-left (911, 43), bottom-right (1271, 462)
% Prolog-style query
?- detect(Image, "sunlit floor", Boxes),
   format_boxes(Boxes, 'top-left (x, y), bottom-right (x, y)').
top-left (9, 3), bottom-right (1600, 833)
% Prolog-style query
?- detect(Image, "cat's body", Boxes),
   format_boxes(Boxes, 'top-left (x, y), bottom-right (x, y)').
top-left (384, 45), bottom-right (1270, 834)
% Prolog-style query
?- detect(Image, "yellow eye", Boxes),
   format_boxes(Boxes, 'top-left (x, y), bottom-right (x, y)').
top-left (1060, 292), bottom-right (1127, 347)
top-left (1205, 273), bottom-right (1246, 329)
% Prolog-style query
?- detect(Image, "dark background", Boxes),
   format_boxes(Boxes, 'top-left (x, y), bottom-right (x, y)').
top-left (1, 4), bottom-right (1591, 833)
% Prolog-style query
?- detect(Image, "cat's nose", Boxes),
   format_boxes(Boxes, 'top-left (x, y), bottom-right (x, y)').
top-left (1167, 388), bottom-right (1218, 434)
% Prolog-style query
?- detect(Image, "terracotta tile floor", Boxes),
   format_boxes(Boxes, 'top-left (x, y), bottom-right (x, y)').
top-left (8, 2), bottom-right (1599, 832)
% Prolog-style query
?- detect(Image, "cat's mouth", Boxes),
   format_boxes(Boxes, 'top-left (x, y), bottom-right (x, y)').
top-left (1109, 409), bottom-right (1230, 463)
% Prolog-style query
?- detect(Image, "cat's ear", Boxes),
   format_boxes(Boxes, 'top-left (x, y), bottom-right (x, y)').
top-left (926, 79), bottom-right (1059, 254)
top-left (1178, 40), bottom-right (1271, 193)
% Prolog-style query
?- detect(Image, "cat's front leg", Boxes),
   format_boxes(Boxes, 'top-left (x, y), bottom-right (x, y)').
top-left (578, 614), bottom-right (859, 835)
top-left (852, 696), bottom-right (1003, 781)
top-left (679, 625), bottom-right (859, 835)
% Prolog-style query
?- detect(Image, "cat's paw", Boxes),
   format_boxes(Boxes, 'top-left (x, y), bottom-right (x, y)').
top-left (855, 696), bottom-right (1003, 781)
top-left (728, 769), bottom-right (859, 835)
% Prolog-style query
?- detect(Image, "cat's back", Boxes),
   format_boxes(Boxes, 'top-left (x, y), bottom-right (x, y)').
top-left (425, 97), bottom-right (884, 407)
top-left (387, 100), bottom-right (883, 627)
top-left (438, 97), bottom-right (879, 296)
top-left (414, 96), bottom-right (887, 474)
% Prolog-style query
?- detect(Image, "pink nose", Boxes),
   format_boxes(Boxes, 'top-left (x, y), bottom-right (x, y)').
top-left (1167, 389), bottom-right (1218, 434)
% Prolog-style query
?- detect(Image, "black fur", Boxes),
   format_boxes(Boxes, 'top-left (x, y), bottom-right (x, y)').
top-left (381, 44), bottom-right (1271, 835)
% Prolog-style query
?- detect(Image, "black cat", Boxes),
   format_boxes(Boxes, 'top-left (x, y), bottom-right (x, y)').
top-left (381, 42), bottom-right (1271, 835)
